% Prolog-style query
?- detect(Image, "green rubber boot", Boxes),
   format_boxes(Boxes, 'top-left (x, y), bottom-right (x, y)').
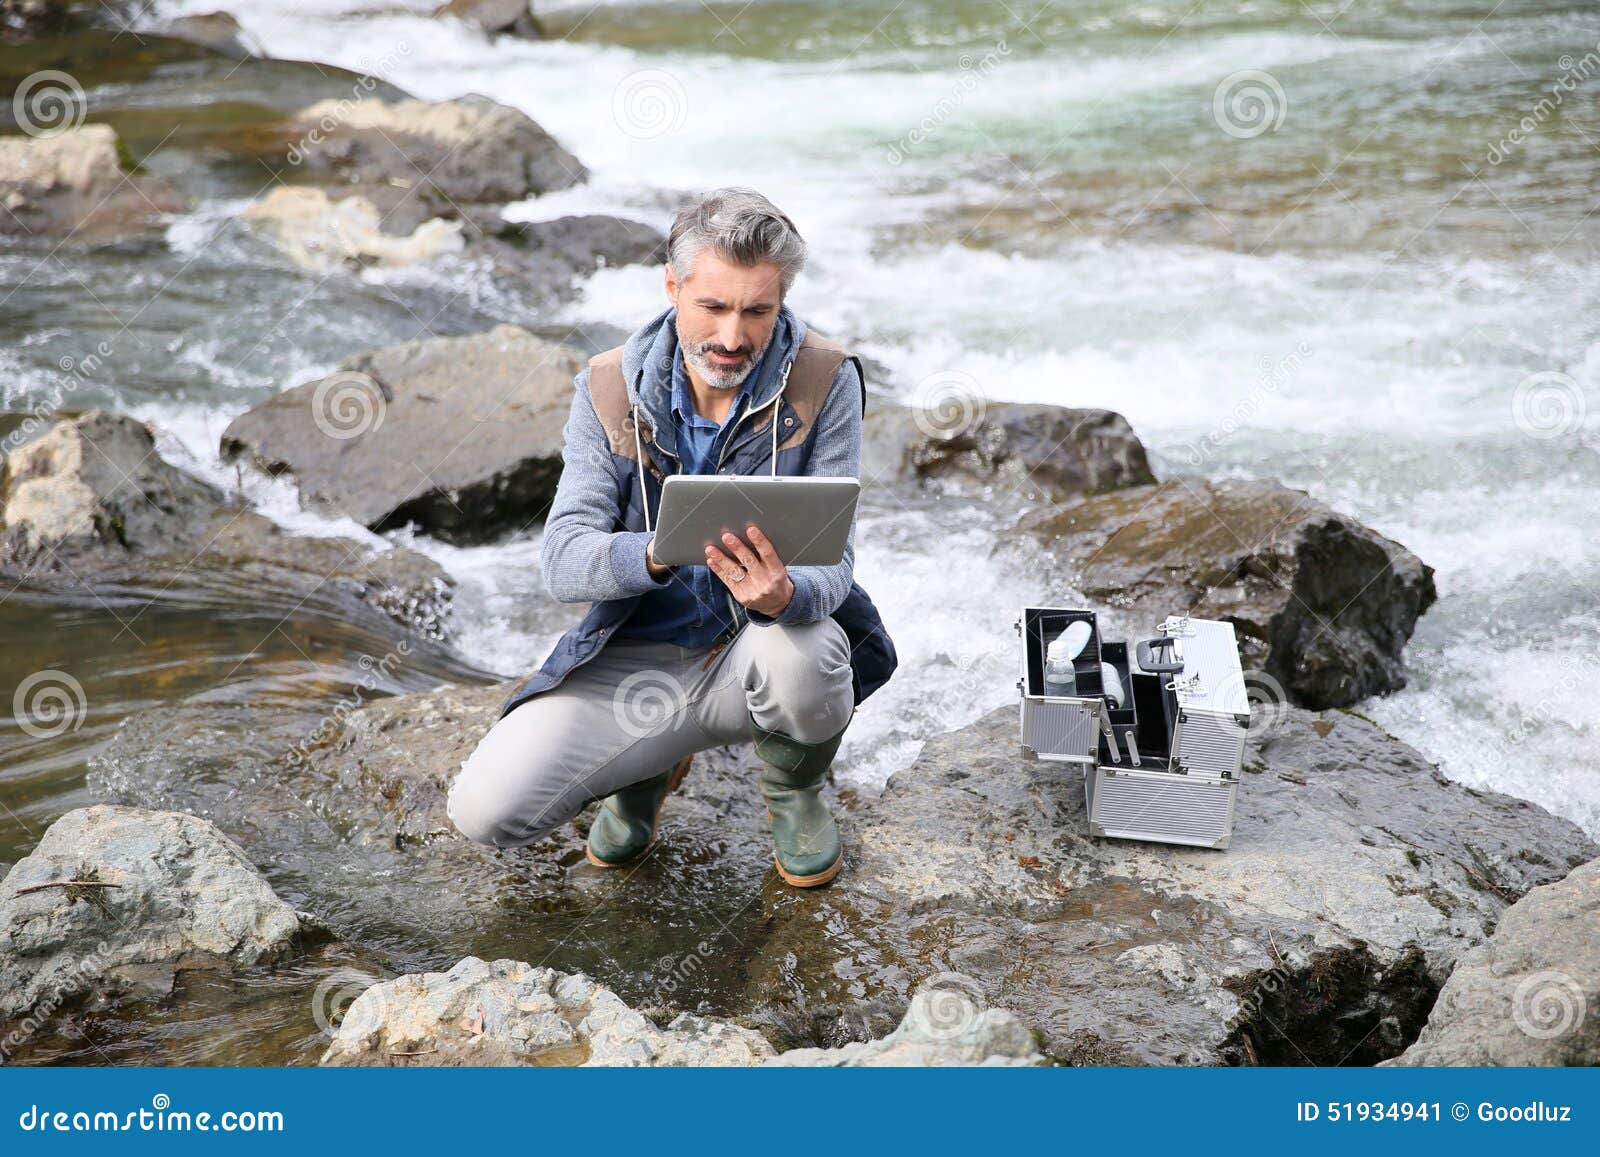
top-left (753, 721), bottom-right (848, 887)
top-left (585, 755), bottom-right (692, 868)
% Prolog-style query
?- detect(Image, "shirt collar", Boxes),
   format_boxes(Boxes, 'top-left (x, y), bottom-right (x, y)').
top-left (671, 345), bottom-right (754, 430)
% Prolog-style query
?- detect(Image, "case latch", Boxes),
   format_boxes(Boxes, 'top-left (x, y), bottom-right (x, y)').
top-left (1167, 674), bottom-right (1205, 696)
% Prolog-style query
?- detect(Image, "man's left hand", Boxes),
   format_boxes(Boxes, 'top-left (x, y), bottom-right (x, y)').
top-left (704, 524), bottom-right (794, 617)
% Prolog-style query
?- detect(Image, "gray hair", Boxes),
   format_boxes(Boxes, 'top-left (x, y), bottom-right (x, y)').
top-left (667, 187), bottom-right (807, 298)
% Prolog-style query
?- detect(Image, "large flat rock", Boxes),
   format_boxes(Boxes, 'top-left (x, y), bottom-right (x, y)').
top-left (1006, 477), bottom-right (1437, 709)
top-left (221, 326), bottom-right (582, 542)
top-left (102, 669), bottom-right (1591, 1066)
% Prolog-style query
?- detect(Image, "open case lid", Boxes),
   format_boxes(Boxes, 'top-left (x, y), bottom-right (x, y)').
top-left (1156, 614), bottom-right (1250, 719)
top-left (1017, 606), bottom-right (1103, 698)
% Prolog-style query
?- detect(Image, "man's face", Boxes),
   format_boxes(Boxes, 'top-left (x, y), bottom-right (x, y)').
top-left (667, 250), bottom-right (783, 391)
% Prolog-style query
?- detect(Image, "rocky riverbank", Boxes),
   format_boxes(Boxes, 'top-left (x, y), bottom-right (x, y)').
top-left (10, 676), bottom-right (1597, 1065)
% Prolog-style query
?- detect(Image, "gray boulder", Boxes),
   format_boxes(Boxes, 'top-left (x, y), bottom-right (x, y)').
top-left (1384, 856), bottom-right (1599, 1065)
top-left (273, 94), bottom-right (585, 209)
top-left (477, 213), bottom-right (667, 305)
top-left (220, 326), bottom-right (583, 542)
top-left (321, 957), bottom-right (776, 1066)
top-left (0, 125), bottom-right (183, 239)
top-left (1007, 477), bottom-right (1437, 709)
top-left (0, 806), bottom-right (301, 1021)
top-left (1, 410), bottom-right (453, 638)
top-left (865, 401), bottom-right (1155, 503)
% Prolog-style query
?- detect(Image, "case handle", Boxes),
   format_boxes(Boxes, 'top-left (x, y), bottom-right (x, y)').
top-left (1135, 637), bottom-right (1184, 674)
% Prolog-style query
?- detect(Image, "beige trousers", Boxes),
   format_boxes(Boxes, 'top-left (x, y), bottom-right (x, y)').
top-left (446, 618), bottom-right (854, 848)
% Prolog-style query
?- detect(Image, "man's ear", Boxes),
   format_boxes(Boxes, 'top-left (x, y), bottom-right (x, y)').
top-left (664, 264), bottom-right (678, 305)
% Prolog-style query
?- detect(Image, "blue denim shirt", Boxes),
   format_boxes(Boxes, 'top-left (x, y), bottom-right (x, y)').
top-left (614, 343), bottom-right (762, 646)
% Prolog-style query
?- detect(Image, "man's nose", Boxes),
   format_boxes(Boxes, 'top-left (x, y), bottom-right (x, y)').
top-left (717, 319), bottom-right (746, 353)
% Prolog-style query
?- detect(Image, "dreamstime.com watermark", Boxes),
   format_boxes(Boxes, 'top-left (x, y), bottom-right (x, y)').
top-left (650, 941), bottom-right (715, 1006)
top-left (283, 641), bottom-right (411, 770)
top-left (1213, 69), bottom-right (1288, 139)
top-left (16, 1094), bottom-right (283, 1134)
top-left (1487, 39), bottom-right (1600, 165)
top-left (2, 341), bottom-right (119, 456)
top-left (284, 42), bottom-right (413, 166)
top-left (612, 69), bottom-right (689, 140)
top-left (1506, 651), bottom-right (1600, 748)
top-left (1512, 970), bottom-right (1588, 1041)
top-left (10, 70), bottom-right (86, 137)
top-left (910, 369), bottom-right (988, 442)
top-left (1184, 340), bottom-right (1313, 468)
top-left (12, 670), bottom-right (88, 740)
top-left (1, 940), bottom-right (115, 1063)
top-left (885, 39), bottom-right (1012, 166)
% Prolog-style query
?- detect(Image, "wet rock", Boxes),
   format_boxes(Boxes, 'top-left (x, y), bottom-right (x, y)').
top-left (770, 986), bottom-right (1043, 1066)
top-left (319, 957), bottom-right (1042, 1067)
top-left (475, 213), bottom-right (666, 306)
top-left (218, 668), bottom-right (1593, 1067)
top-left (320, 957), bottom-right (776, 1066)
top-left (0, 806), bottom-right (301, 1021)
top-left (1, 409), bottom-right (221, 559)
top-left (742, 703), bottom-right (1595, 1065)
top-left (240, 186), bottom-right (465, 271)
top-left (0, 410), bottom-right (453, 638)
top-left (484, 213), bottom-right (666, 275)
top-left (1007, 478), bottom-right (1438, 709)
top-left (433, 0), bottom-right (543, 39)
top-left (273, 94), bottom-right (585, 209)
top-left (0, 124), bottom-right (182, 239)
top-left (160, 11), bottom-right (257, 57)
top-left (866, 402), bottom-right (1155, 502)
top-left (220, 326), bottom-right (583, 542)
top-left (1384, 856), bottom-right (1600, 1066)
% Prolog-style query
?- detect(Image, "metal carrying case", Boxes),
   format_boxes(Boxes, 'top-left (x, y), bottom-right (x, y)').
top-left (1017, 607), bottom-right (1251, 850)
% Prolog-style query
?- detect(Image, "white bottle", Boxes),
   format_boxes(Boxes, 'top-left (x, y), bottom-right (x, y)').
top-left (1042, 621), bottom-right (1091, 697)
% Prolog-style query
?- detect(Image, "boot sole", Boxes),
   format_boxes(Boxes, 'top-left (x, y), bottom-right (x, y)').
top-left (585, 755), bottom-right (693, 869)
top-left (773, 852), bottom-right (842, 888)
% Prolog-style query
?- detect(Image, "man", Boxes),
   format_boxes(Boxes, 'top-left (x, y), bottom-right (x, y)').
top-left (447, 187), bottom-right (896, 887)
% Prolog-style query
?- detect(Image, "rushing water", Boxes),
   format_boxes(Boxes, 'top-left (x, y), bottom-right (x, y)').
top-left (2, 0), bottom-right (1598, 1061)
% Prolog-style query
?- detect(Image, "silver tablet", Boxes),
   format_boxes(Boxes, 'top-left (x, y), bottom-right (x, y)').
top-left (651, 475), bottom-right (860, 567)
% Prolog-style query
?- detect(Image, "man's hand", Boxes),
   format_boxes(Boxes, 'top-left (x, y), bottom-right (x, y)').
top-left (645, 535), bottom-right (671, 579)
top-left (704, 524), bottom-right (794, 617)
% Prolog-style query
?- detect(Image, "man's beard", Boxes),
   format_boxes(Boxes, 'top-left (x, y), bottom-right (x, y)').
top-left (678, 323), bottom-right (776, 391)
